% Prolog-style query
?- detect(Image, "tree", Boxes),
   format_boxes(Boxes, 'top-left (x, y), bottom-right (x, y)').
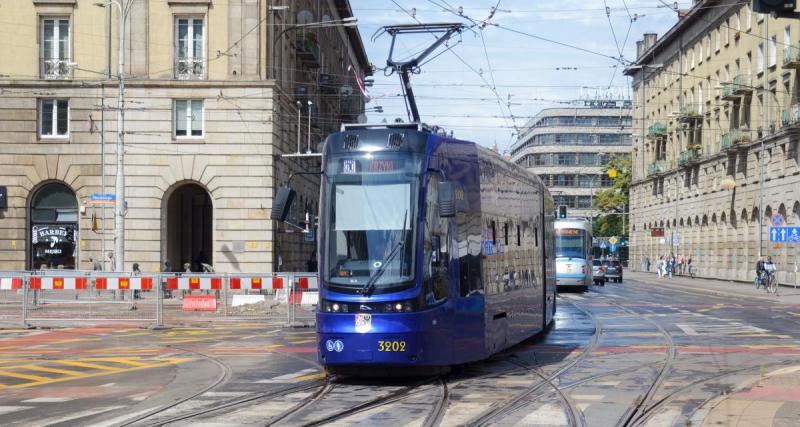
top-left (592, 156), bottom-right (630, 237)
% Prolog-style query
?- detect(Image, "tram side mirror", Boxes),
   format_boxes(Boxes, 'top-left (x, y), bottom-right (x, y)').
top-left (271, 186), bottom-right (296, 222)
top-left (438, 182), bottom-right (456, 218)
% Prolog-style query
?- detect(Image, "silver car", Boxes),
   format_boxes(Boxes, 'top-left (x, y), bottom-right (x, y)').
top-left (591, 259), bottom-right (606, 286)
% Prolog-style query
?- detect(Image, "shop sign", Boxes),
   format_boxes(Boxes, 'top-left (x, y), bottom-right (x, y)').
top-left (650, 227), bottom-right (664, 237)
top-left (32, 225), bottom-right (75, 252)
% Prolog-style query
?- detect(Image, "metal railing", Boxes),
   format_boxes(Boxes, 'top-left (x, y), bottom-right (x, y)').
top-left (41, 58), bottom-right (72, 79)
top-left (678, 104), bottom-right (703, 121)
top-left (781, 104), bottom-right (800, 126)
top-left (678, 147), bottom-right (702, 166)
top-left (783, 46), bottom-right (800, 68)
top-left (732, 74), bottom-right (753, 94)
top-left (647, 122), bottom-right (668, 138)
top-left (721, 133), bottom-right (731, 150)
top-left (730, 129), bottom-right (751, 145)
top-left (647, 160), bottom-right (667, 176)
top-left (174, 57), bottom-right (205, 80)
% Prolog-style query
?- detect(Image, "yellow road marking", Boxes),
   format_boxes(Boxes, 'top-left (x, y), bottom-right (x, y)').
top-left (294, 372), bottom-right (325, 382)
top-left (265, 344), bottom-right (285, 350)
top-left (15, 365), bottom-right (84, 376)
top-left (0, 370), bottom-right (51, 382)
top-left (81, 358), bottom-right (151, 368)
top-left (0, 357), bottom-right (192, 389)
top-left (56, 360), bottom-right (123, 371)
top-left (286, 339), bottom-right (316, 344)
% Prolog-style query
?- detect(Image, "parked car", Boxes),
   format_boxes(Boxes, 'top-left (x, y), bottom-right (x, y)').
top-left (591, 259), bottom-right (606, 286)
top-left (603, 259), bottom-right (623, 283)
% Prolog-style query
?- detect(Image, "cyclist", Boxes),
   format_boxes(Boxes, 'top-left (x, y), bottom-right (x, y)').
top-left (755, 256), bottom-right (766, 288)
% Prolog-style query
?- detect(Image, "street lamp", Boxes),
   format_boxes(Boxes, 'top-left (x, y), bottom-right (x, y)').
top-left (95, 0), bottom-right (133, 272)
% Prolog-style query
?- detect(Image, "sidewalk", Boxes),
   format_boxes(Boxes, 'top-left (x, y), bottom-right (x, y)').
top-left (625, 271), bottom-right (800, 305)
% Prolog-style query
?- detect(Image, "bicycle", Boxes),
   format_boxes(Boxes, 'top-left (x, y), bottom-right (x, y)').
top-left (758, 267), bottom-right (778, 294)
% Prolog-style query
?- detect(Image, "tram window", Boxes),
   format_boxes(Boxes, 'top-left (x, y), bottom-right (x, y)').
top-left (517, 225), bottom-right (521, 246)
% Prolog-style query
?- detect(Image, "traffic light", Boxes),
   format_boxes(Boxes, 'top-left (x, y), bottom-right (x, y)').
top-left (752, 0), bottom-right (797, 17)
top-left (558, 205), bottom-right (567, 219)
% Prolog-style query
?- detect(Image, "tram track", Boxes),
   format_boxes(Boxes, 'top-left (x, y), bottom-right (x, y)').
top-left (465, 299), bottom-right (602, 426)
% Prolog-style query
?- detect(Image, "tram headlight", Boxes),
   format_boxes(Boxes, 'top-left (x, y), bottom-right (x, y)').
top-left (321, 300), bottom-right (348, 313)
top-left (384, 300), bottom-right (415, 312)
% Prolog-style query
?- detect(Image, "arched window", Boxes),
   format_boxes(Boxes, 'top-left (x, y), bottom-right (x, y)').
top-left (30, 182), bottom-right (78, 270)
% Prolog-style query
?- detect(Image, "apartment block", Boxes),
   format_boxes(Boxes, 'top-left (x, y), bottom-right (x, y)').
top-left (626, 0), bottom-right (800, 283)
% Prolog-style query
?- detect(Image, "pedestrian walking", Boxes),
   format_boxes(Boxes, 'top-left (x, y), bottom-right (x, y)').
top-left (668, 255), bottom-right (676, 279)
top-left (130, 263), bottom-right (141, 310)
top-left (644, 255), bottom-right (650, 272)
top-left (687, 257), bottom-right (693, 278)
top-left (658, 256), bottom-right (665, 278)
top-left (677, 254), bottom-right (684, 275)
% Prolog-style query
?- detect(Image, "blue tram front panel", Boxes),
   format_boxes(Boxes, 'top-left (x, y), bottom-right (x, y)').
top-left (317, 307), bottom-right (450, 365)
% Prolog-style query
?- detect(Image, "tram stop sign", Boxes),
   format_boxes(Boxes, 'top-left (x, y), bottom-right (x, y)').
top-left (772, 213), bottom-right (785, 227)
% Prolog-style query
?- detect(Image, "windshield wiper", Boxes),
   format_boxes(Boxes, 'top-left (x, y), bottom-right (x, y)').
top-left (360, 210), bottom-right (408, 296)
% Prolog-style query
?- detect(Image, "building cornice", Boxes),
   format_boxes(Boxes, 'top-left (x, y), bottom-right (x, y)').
top-left (0, 79), bottom-right (277, 89)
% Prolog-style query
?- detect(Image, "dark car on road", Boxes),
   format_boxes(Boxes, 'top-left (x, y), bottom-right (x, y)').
top-left (602, 259), bottom-right (623, 283)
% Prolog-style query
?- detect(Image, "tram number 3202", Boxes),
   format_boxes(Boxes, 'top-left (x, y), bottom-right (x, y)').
top-left (378, 340), bottom-right (406, 352)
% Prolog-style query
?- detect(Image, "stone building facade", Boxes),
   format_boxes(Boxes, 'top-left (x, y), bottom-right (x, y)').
top-left (509, 103), bottom-right (632, 219)
top-left (0, 0), bottom-right (369, 273)
top-left (627, 0), bottom-right (800, 284)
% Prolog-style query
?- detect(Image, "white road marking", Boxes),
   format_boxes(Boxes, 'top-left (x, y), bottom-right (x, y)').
top-left (677, 322), bottom-right (769, 336)
top-left (517, 403), bottom-right (567, 426)
top-left (571, 394), bottom-right (605, 401)
top-left (99, 382), bottom-right (116, 388)
top-left (89, 408), bottom-right (155, 427)
top-left (22, 397), bottom-right (76, 403)
top-left (0, 406), bottom-right (33, 416)
top-left (28, 405), bottom-right (125, 427)
top-left (256, 368), bottom-right (318, 383)
top-left (202, 391), bottom-right (249, 398)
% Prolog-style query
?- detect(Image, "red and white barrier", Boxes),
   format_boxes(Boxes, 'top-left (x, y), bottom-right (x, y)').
top-left (229, 276), bottom-right (284, 290)
top-left (0, 277), bottom-right (23, 290)
top-left (29, 277), bottom-right (88, 290)
top-left (166, 277), bottom-right (222, 290)
top-left (95, 277), bottom-right (154, 290)
top-left (295, 276), bottom-right (318, 290)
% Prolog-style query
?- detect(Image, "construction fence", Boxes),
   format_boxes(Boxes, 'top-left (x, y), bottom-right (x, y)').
top-left (0, 271), bottom-right (319, 328)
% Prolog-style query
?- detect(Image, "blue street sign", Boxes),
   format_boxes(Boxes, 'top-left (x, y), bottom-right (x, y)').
top-left (770, 226), bottom-right (800, 242)
top-left (600, 241), bottom-right (607, 249)
top-left (772, 213), bottom-right (785, 227)
top-left (609, 244), bottom-right (617, 253)
top-left (90, 193), bottom-right (116, 204)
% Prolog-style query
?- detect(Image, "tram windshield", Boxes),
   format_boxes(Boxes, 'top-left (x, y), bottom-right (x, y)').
top-left (323, 152), bottom-right (420, 292)
top-left (555, 228), bottom-right (587, 259)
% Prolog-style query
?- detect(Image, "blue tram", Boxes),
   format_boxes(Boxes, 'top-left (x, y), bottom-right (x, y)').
top-left (273, 123), bottom-right (556, 375)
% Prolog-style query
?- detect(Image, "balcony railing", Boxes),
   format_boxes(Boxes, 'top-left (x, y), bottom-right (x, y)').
top-left (678, 147), bottom-right (702, 167)
top-left (720, 82), bottom-right (738, 100)
top-left (721, 133), bottom-right (731, 150)
top-left (732, 74), bottom-right (753, 94)
top-left (781, 104), bottom-right (800, 127)
top-left (783, 46), bottom-right (800, 69)
top-left (295, 33), bottom-right (321, 68)
top-left (175, 58), bottom-right (205, 80)
top-left (41, 58), bottom-right (72, 79)
top-left (731, 129), bottom-right (751, 145)
top-left (647, 160), bottom-right (667, 176)
top-left (647, 122), bottom-right (668, 138)
top-left (678, 104), bottom-right (703, 121)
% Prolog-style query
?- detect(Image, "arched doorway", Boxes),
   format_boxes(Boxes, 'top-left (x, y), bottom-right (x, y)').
top-left (29, 182), bottom-right (78, 270)
top-left (164, 183), bottom-right (213, 272)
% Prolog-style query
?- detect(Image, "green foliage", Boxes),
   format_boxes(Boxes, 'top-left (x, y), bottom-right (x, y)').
top-left (593, 156), bottom-right (630, 237)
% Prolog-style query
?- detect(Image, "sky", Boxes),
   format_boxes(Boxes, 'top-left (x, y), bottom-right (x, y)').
top-left (349, 0), bottom-right (694, 153)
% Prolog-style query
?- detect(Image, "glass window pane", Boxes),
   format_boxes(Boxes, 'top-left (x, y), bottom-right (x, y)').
top-left (41, 100), bottom-right (53, 135)
top-left (175, 100), bottom-right (187, 135)
top-left (192, 20), bottom-right (203, 58)
top-left (191, 100), bottom-right (203, 136)
top-left (177, 20), bottom-right (188, 58)
top-left (43, 20), bottom-right (54, 59)
top-left (56, 100), bottom-right (68, 135)
top-left (58, 20), bottom-right (69, 59)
